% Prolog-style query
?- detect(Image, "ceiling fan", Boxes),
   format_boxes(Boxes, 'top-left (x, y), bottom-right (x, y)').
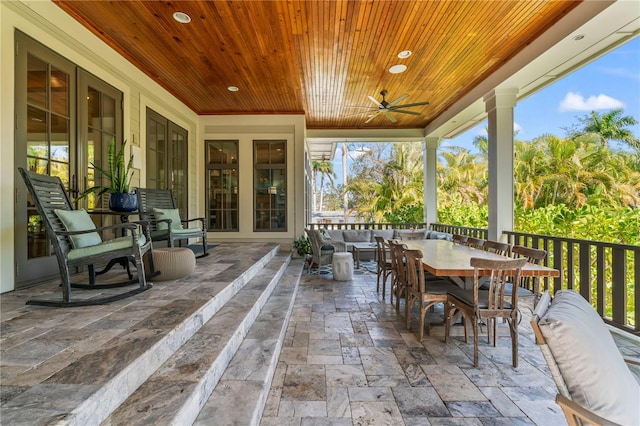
top-left (348, 90), bottom-right (430, 123)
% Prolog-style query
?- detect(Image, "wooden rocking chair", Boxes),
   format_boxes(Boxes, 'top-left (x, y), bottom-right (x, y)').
top-left (18, 167), bottom-right (156, 307)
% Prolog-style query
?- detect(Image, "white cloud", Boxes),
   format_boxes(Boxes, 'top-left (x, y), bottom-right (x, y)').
top-left (514, 122), bottom-right (523, 134)
top-left (559, 92), bottom-right (624, 112)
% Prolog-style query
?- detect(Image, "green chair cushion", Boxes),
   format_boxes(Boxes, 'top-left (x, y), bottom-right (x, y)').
top-left (150, 227), bottom-right (202, 240)
top-left (67, 234), bottom-right (147, 261)
top-left (153, 207), bottom-right (183, 231)
top-left (54, 208), bottom-right (102, 249)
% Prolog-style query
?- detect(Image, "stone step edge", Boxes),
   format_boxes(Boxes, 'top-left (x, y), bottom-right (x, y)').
top-left (103, 252), bottom-right (292, 426)
top-left (195, 258), bottom-right (305, 426)
top-left (68, 245), bottom-right (280, 426)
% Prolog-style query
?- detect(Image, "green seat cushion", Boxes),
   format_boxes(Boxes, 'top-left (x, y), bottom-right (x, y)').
top-left (67, 235), bottom-right (147, 261)
top-left (54, 208), bottom-right (102, 249)
top-left (150, 227), bottom-right (202, 240)
top-left (153, 207), bottom-right (183, 230)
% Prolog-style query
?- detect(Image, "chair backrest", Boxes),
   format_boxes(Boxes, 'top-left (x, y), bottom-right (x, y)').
top-left (483, 240), bottom-right (510, 256)
top-left (470, 257), bottom-right (527, 308)
top-left (135, 188), bottom-right (178, 232)
top-left (464, 237), bottom-right (486, 250)
top-left (374, 236), bottom-right (388, 266)
top-left (452, 234), bottom-right (468, 245)
top-left (387, 239), bottom-right (402, 280)
top-left (390, 241), bottom-right (409, 286)
top-left (18, 167), bottom-right (75, 256)
top-left (512, 245), bottom-right (547, 292)
top-left (531, 290), bottom-right (639, 426)
top-left (305, 228), bottom-right (327, 259)
top-left (405, 249), bottom-right (425, 294)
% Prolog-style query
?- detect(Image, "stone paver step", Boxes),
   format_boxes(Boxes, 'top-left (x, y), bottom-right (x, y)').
top-left (102, 253), bottom-right (292, 425)
top-left (193, 258), bottom-right (304, 426)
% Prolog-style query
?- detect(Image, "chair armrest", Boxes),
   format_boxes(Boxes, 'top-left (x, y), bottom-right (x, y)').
top-left (555, 394), bottom-right (621, 426)
top-left (181, 217), bottom-right (207, 229)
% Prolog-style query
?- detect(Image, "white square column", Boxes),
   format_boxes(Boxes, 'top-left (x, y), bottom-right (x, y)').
top-left (484, 88), bottom-right (518, 241)
top-left (423, 137), bottom-right (439, 226)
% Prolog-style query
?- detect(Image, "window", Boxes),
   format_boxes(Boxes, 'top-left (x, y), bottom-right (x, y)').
top-left (146, 108), bottom-right (188, 218)
top-left (206, 140), bottom-right (238, 231)
top-left (254, 140), bottom-right (286, 231)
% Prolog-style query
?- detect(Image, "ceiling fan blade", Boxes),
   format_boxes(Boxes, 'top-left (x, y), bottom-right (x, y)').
top-left (364, 112), bottom-right (380, 123)
top-left (391, 109), bottom-right (421, 115)
top-left (368, 96), bottom-right (383, 107)
top-left (383, 110), bottom-right (397, 123)
top-left (392, 101), bottom-right (430, 108)
top-left (388, 94), bottom-right (409, 107)
top-left (344, 105), bottom-right (378, 109)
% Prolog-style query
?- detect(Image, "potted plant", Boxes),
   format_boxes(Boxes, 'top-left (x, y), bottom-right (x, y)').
top-left (293, 235), bottom-right (311, 258)
top-left (76, 137), bottom-right (138, 212)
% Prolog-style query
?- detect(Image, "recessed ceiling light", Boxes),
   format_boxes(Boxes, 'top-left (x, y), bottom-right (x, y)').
top-left (573, 34), bottom-right (585, 41)
top-left (388, 64), bottom-right (407, 74)
top-left (397, 50), bottom-right (412, 59)
top-left (173, 12), bottom-right (191, 24)
top-left (227, 86), bottom-right (239, 92)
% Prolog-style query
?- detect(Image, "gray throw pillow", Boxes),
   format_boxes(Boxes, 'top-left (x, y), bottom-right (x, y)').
top-left (538, 290), bottom-right (640, 425)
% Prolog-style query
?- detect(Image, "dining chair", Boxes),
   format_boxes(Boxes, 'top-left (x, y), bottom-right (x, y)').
top-left (452, 234), bottom-right (468, 245)
top-left (483, 240), bottom-right (510, 256)
top-left (445, 256), bottom-right (528, 367)
top-left (374, 236), bottom-right (392, 298)
top-left (511, 245), bottom-right (548, 306)
top-left (464, 237), bottom-right (486, 250)
top-left (404, 249), bottom-right (460, 341)
top-left (388, 240), bottom-right (409, 312)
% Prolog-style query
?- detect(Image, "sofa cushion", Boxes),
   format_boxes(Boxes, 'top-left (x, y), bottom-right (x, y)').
top-left (429, 231), bottom-right (453, 241)
top-left (342, 230), bottom-right (371, 242)
top-left (395, 229), bottom-right (427, 240)
top-left (538, 290), bottom-right (640, 425)
top-left (325, 229), bottom-right (345, 241)
top-left (371, 229), bottom-right (395, 242)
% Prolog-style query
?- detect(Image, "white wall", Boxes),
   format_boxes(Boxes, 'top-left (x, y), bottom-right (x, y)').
top-left (200, 115), bottom-right (307, 245)
top-left (0, 1), bottom-right (198, 294)
top-left (0, 1), bottom-right (310, 294)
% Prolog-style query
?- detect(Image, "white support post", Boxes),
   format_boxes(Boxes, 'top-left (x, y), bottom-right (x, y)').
top-left (484, 88), bottom-right (518, 241)
top-left (424, 137), bottom-right (439, 227)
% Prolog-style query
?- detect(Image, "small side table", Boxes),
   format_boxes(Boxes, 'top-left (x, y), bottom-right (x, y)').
top-left (332, 252), bottom-right (354, 281)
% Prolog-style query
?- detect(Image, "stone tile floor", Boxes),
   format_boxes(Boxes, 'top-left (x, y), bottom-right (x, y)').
top-left (261, 262), bottom-right (640, 426)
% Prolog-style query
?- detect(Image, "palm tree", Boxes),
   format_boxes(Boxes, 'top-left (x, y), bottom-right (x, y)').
top-left (312, 160), bottom-right (335, 212)
top-left (570, 109), bottom-right (640, 152)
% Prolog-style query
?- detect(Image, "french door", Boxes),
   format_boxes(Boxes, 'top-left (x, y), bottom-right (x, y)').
top-left (14, 31), bottom-right (123, 287)
top-left (146, 108), bottom-right (188, 218)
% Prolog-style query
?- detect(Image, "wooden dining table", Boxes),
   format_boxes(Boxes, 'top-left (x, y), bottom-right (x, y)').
top-left (404, 239), bottom-right (560, 289)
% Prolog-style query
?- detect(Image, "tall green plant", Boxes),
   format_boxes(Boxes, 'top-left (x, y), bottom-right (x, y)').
top-left (76, 138), bottom-right (135, 200)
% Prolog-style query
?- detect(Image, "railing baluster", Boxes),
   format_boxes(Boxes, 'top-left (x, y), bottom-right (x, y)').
top-left (579, 243), bottom-right (591, 302)
top-left (611, 247), bottom-right (626, 326)
top-left (597, 245), bottom-right (605, 316)
top-left (567, 242), bottom-right (575, 290)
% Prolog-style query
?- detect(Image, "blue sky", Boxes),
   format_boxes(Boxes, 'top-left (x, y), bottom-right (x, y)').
top-left (331, 37), bottom-right (639, 184)
top-left (445, 36), bottom-right (640, 153)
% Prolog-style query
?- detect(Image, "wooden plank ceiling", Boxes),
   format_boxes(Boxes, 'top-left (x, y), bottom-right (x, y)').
top-left (54, 0), bottom-right (579, 130)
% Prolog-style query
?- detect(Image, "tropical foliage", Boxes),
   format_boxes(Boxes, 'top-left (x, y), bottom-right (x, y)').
top-left (335, 109), bottom-right (639, 246)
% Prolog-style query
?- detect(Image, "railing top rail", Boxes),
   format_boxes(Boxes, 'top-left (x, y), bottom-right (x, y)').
top-left (504, 230), bottom-right (639, 250)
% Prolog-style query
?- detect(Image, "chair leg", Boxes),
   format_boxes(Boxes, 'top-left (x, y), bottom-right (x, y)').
top-left (418, 304), bottom-right (427, 342)
top-left (509, 318), bottom-right (518, 368)
top-left (405, 295), bottom-right (414, 330)
top-left (473, 316), bottom-right (479, 367)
